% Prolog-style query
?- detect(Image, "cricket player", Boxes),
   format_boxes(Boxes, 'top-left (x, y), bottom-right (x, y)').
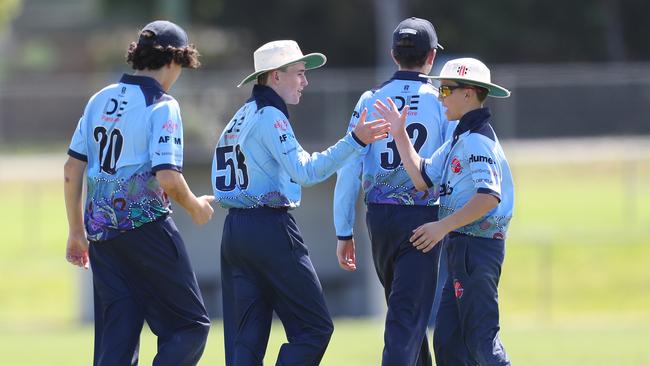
top-left (212, 40), bottom-right (390, 366)
top-left (63, 20), bottom-right (213, 366)
top-left (375, 57), bottom-right (513, 366)
top-left (333, 17), bottom-right (453, 366)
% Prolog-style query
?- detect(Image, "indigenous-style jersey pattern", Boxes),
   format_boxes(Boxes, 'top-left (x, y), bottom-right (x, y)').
top-left (68, 74), bottom-right (183, 241)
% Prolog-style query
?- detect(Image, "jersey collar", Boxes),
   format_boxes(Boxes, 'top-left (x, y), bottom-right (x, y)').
top-left (249, 84), bottom-right (290, 119)
top-left (374, 71), bottom-right (430, 92)
top-left (120, 74), bottom-right (165, 93)
top-left (391, 70), bottom-right (430, 83)
top-left (452, 107), bottom-right (492, 145)
top-left (120, 74), bottom-right (166, 106)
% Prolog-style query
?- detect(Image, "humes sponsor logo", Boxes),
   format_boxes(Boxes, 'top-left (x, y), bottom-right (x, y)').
top-left (469, 154), bottom-right (495, 164)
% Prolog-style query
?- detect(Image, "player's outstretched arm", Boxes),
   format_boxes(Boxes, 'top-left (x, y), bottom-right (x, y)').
top-left (351, 108), bottom-right (391, 145)
top-left (63, 156), bottom-right (89, 269)
top-left (374, 98), bottom-right (428, 191)
top-left (156, 169), bottom-right (215, 225)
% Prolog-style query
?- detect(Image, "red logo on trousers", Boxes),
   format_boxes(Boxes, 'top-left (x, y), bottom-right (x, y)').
top-left (454, 279), bottom-right (464, 299)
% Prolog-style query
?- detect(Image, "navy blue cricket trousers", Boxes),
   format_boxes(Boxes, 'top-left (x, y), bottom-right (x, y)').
top-left (89, 216), bottom-right (210, 366)
top-left (366, 204), bottom-right (441, 366)
top-left (220, 207), bottom-right (334, 366)
top-left (433, 232), bottom-right (511, 366)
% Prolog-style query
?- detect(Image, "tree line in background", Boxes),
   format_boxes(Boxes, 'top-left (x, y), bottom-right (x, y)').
top-left (99, 0), bottom-right (648, 67)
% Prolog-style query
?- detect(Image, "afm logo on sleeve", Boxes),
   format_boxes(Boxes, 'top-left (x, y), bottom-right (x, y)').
top-left (159, 136), bottom-right (182, 145)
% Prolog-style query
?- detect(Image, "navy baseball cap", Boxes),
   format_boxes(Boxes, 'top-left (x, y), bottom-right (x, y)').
top-left (392, 17), bottom-right (443, 55)
top-left (138, 20), bottom-right (189, 48)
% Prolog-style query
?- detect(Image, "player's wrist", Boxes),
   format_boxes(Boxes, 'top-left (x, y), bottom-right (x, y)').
top-left (392, 128), bottom-right (409, 141)
top-left (68, 226), bottom-right (86, 237)
top-left (438, 216), bottom-right (458, 234)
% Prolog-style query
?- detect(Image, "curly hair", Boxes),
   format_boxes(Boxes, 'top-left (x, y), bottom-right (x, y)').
top-left (126, 30), bottom-right (201, 70)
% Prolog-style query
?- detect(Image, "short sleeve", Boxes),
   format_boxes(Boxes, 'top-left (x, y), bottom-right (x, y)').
top-left (68, 116), bottom-right (88, 161)
top-left (465, 135), bottom-right (502, 201)
top-left (150, 100), bottom-right (184, 173)
top-left (348, 91), bottom-right (373, 132)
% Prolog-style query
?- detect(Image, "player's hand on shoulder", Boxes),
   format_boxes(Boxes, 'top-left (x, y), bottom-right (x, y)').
top-left (192, 195), bottom-right (215, 225)
top-left (336, 238), bottom-right (357, 272)
top-left (352, 108), bottom-right (390, 145)
top-left (66, 231), bottom-right (89, 269)
top-left (374, 98), bottom-right (409, 137)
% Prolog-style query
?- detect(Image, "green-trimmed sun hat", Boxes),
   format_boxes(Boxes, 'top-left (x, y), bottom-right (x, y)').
top-left (237, 40), bottom-right (326, 88)
top-left (425, 57), bottom-right (511, 98)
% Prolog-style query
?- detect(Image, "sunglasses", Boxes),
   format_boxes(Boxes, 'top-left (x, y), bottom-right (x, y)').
top-left (438, 84), bottom-right (477, 98)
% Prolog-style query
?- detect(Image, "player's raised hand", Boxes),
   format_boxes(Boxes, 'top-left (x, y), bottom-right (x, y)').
top-left (352, 108), bottom-right (390, 145)
top-left (191, 195), bottom-right (215, 225)
top-left (410, 221), bottom-right (446, 253)
top-left (374, 98), bottom-right (409, 137)
top-left (66, 231), bottom-right (89, 269)
top-left (336, 238), bottom-right (357, 271)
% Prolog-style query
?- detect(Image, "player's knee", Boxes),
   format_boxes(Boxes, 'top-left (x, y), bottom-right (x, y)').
top-left (197, 320), bottom-right (211, 341)
top-left (183, 319), bottom-right (211, 345)
top-left (309, 320), bottom-right (334, 349)
top-left (319, 321), bottom-right (334, 344)
top-left (463, 332), bottom-right (508, 366)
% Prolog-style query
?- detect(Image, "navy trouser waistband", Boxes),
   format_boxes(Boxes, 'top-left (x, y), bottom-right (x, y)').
top-left (448, 231), bottom-right (505, 243)
top-left (228, 206), bottom-right (289, 215)
top-left (367, 203), bottom-right (439, 210)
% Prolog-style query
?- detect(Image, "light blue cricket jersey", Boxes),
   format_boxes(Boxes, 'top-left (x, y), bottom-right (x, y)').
top-left (68, 74), bottom-right (184, 241)
top-left (333, 71), bottom-right (456, 239)
top-left (212, 84), bottom-right (367, 209)
top-left (421, 108), bottom-right (514, 239)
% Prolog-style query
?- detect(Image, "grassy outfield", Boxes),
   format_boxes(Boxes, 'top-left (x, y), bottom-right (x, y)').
top-left (1, 321), bottom-right (649, 366)
top-left (0, 157), bottom-right (649, 364)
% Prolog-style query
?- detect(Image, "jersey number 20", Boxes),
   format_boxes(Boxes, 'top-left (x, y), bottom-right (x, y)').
top-left (214, 144), bottom-right (249, 191)
top-left (93, 126), bottom-right (123, 175)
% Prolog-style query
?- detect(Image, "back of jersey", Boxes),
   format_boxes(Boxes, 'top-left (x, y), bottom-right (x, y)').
top-left (345, 71), bottom-right (454, 206)
top-left (68, 74), bottom-right (184, 241)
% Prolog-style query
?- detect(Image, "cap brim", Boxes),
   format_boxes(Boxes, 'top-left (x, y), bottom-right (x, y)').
top-left (424, 75), bottom-right (511, 98)
top-left (237, 53), bottom-right (327, 88)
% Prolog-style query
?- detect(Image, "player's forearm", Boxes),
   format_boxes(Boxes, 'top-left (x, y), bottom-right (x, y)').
top-left (392, 131), bottom-right (428, 191)
top-left (438, 193), bottom-right (499, 233)
top-left (290, 134), bottom-right (363, 186)
top-left (156, 170), bottom-right (201, 215)
top-left (63, 157), bottom-right (86, 233)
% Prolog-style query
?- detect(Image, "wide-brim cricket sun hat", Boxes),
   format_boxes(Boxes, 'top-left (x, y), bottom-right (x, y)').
top-left (425, 57), bottom-right (511, 98)
top-left (237, 40), bottom-right (327, 87)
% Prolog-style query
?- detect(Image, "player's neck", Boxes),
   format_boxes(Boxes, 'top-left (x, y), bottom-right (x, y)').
top-left (133, 68), bottom-right (172, 92)
top-left (397, 66), bottom-right (427, 73)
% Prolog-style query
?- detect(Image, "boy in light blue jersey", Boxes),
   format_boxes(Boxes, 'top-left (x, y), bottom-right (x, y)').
top-left (376, 57), bottom-right (513, 366)
top-left (333, 17), bottom-right (452, 366)
top-left (211, 40), bottom-right (389, 366)
top-left (64, 21), bottom-right (213, 365)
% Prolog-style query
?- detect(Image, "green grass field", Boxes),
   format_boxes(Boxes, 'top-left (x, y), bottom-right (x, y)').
top-left (1, 156), bottom-right (649, 365)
